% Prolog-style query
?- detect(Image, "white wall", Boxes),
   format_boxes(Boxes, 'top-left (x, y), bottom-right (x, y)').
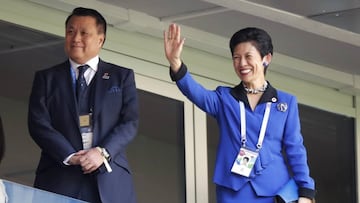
top-left (0, 97), bottom-right (39, 184)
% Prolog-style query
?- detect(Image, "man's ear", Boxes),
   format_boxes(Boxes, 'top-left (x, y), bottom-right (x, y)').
top-left (98, 35), bottom-right (105, 47)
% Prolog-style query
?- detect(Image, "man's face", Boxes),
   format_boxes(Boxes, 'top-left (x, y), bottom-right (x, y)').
top-left (65, 16), bottom-right (104, 64)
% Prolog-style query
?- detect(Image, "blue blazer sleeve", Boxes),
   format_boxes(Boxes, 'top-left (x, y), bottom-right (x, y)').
top-left (92, 61), bottom-right (139, 170)
top-left (281, 94), bottom-right (315, 191)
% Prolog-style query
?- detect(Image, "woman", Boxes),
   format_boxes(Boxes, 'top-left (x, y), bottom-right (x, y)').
top-left (164, 24), bottom-right (315, 203)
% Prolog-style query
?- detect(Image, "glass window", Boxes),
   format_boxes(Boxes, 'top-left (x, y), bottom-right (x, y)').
top-left (127, 89), bottom-right (186, 203)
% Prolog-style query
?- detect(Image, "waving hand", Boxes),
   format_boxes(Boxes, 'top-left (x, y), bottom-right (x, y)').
top-left (164, 24), bottom-right (185, 73)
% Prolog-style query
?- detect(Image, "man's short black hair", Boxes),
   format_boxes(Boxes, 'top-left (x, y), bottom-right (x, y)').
top-left (65, 7), bottom-right (107, 43)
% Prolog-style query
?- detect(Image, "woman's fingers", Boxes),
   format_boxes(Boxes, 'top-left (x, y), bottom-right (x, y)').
top-left (164, 23), bottom-right (184, 71)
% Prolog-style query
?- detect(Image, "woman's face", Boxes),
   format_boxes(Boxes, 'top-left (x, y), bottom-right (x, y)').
top-left (232, 42), bottom-right (270, 85)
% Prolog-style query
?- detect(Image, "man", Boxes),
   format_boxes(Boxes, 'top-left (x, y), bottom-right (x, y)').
top-left (28, 7), bottom-right (139, 203)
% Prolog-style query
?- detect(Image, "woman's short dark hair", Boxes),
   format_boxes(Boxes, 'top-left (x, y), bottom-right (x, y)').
top-left (65, 7), bottom-right (107, 43)
top-left (229, 27), bottom-right (273, 58)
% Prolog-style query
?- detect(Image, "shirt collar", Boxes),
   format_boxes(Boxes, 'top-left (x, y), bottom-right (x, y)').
top-left (230, 81), bottom-right (278, 106)
top-left (69, 56), bottom-right (99, 72)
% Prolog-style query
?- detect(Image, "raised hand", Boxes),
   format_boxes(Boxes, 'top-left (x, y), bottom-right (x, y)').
top-left (164, 23), bottom-right (185, 73)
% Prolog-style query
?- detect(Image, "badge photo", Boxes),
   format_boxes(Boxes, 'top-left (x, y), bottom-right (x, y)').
top-left (231, 148), bottom-right (258, 177)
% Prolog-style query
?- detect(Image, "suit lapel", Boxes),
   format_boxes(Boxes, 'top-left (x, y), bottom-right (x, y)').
top-left (92, 60), bottom-right (111, 145)
top-left (93, 60), bottom-right (109, 118)
top-left (60, 61), bottom-right (79, 125)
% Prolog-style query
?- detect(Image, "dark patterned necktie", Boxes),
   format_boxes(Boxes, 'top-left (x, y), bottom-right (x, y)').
top-left (76, 65), bottom-right (89, 101)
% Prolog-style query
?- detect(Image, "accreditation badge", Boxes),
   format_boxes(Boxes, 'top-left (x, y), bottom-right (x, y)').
top-left (231, 147), bottom-right (258, 177)
top-left (79, 114), bottom-right (90, 127)
top-left (79, 113), bottom-right (93, 150)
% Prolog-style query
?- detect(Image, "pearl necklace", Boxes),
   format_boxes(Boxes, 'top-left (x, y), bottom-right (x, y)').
top-left (243, 81), bottom-right (268, 94)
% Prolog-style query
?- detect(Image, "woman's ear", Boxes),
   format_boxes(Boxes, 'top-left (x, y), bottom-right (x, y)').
top-left (262, 53), bottom-right (272, 67)
top-left (263, 62), bottom-right (268, 68)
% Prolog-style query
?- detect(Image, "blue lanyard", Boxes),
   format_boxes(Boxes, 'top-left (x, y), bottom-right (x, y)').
top-left (70, 66), bottom-right (76, 92)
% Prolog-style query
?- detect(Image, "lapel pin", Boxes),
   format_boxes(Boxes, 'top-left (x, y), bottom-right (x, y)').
top-left (102, 73), bottom-right (110, 79)
top-left (277, 102), bottom-right (288, 112)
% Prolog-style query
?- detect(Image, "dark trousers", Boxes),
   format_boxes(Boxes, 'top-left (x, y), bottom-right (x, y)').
top-left (78, 174), bottom-right (102, 203)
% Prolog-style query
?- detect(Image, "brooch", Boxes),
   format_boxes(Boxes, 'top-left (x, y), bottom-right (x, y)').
top-left (277, 102), bottom-right (288, 112)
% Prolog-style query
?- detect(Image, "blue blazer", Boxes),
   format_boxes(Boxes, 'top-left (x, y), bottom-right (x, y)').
top-left (172, 63), bottom-right (315, 198)
top-left (28, 59), bottom-right (139, 203)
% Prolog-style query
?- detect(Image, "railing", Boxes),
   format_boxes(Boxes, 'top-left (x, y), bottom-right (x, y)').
top-left (1, 179), bottom-right (88, 203)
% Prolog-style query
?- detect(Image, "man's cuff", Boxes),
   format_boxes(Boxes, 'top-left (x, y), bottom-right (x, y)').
top-left (63, 153), bottom-right (76, 165)
top-left (170, 62), bottom-right (187, 81)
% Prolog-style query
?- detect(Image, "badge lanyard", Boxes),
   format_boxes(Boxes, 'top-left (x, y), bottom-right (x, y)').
top-left (70, 67), bottom-right (76, 92)
top-left (239, 101), bottom-right (272, 150)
